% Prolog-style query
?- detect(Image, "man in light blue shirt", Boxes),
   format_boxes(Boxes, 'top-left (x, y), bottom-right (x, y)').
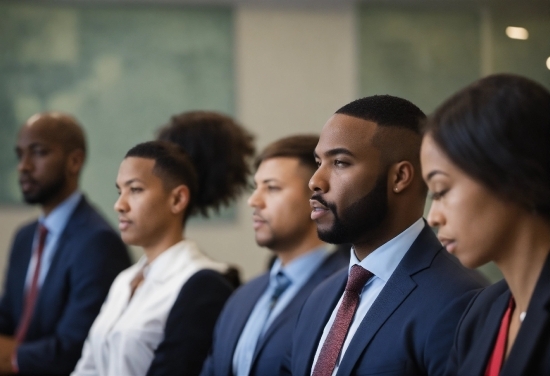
top-left (201, 135), bottom-right (348, 376)
top-left (0, 112), bottom-right (130, 375)
top-left (285, 95), bottom-right (487, 376)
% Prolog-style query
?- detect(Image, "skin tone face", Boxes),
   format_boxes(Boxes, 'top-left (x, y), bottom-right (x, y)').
top-left (15, 119), bottom-right (82, 216)
top-left (248, 157), bottom-right (323, 265)
top-left (309, 114), bottom-right (393, 260)
top-left (114, 157), bottom-right (188, 262)
top-left (421, 134), bottom-right (524, 269)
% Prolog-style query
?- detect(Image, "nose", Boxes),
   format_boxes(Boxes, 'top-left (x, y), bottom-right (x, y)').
top-left (426, 199), bottom-right (444, 228)
top-left (17, 152), bottom-right (32, 174)
top-left (308, 166), bottom-right (328, 193)
top-left (247, 188), bottom-right (264, 209)
top-left (114, 192), bottom-right (128, 214)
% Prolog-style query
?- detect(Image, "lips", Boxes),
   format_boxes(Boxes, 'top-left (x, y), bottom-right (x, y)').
top-left (118, 217), bottom-right (132, 231)
top-left (19, 178), bottom-right (37, 193)
top-left (252, 213), bottom-right (267, 230)
top-left (309, 197), bottom-right (329, 220)
top-left (438, 236), bottom-right (457, 254)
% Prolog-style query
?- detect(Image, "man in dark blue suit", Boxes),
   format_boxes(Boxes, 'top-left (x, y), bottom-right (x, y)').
top-left (0, 113), bottom-right (131, 375)
top-left (285, 96), bottom-right (488, 376)
top-left (201, 135), bottom-right (348, 376)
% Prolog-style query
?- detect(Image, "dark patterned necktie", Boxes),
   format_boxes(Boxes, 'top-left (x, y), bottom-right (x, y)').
top-left (312, 264), bottom-right (374, 376)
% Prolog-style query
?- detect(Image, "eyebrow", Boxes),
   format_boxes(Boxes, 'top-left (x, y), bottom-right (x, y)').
top-left (314, 148), bottom-right (354, 159)
top-left (426, 170), bottom-right (449, 181)
top-left (261, 178), bottom-right (279, 184)
top-left (115, 178), bottom-right (143, 189)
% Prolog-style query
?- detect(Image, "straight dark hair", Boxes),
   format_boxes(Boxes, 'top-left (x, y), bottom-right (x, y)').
top-left (254, 134), bottom-right (319, 173)
top-left (425, 73), bottom-right (550, 219)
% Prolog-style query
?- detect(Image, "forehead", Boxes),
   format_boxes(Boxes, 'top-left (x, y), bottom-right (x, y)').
top-left (254, 157), bottom-right (309, 184)
top-left (420, 134), bottom-right (453, 176)
top-left (316, 114), bottom-right (378, 158)
top-left (17, 122), bottom-right (62, 148)
top-left (117, 157), bottom-right (159, 183)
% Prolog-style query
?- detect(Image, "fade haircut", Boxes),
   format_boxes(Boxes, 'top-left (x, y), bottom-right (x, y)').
top-left (125, 141), bottom-right (198, 220)
top-left (254, 134), bottom-right (319, 175)
top-left (157, 111), bottom-right (255, 217)
top-left (336, 95), bottom-right (427, 192)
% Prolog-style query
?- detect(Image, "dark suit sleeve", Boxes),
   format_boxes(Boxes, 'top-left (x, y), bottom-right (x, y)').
top-left (147, 269), bottom-right (234, 376)
top-left (424, 288), bottom-right (481, 376)
top-left (17, 229), bottom-right (130, 375)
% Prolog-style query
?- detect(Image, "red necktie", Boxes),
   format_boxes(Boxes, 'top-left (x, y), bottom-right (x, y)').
top-left (312, 265), bottom-right (374, 376)
top-left (484, 296), bottom-right (515, 376)
top-left (15, 224), bottom-right (48, 343)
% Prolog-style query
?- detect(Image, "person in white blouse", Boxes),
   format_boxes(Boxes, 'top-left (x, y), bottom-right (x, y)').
top-left (72, 140), bottom-right (238, 376)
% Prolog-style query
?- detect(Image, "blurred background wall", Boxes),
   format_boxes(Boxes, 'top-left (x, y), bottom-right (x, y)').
top-left (0, 0), bottom-right (548, 283)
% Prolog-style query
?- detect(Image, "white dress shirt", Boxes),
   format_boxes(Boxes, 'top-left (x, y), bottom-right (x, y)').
top-left (311, 219), bottom-right (425, 376)
top-left (72, 239), bottom-right (227, 376)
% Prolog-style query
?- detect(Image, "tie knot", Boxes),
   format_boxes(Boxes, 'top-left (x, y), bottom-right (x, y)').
top-left (345, 265), bottom-right (373, 294)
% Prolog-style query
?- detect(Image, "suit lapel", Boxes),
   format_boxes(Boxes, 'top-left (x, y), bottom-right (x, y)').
top-left (461, 290), bottom-right (509, 375)
top-left (221, 275), bottom-right (269, 374)
top-left (253, 252), bottom-right (346, 362)
top-left (335, 226), bottom-right (441, 375)
top-left (502, 254), bottom-right (550, 376)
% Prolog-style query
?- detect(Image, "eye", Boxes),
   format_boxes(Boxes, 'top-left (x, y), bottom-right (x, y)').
top-left (334, 159), bottom-right (348, 167)
top-left (429, 189), bottom-right (448, 201)
top-left (315, 160), bottom-right (321, 168)
top-left (130, 187), bottom-right (143, 193)
top-left (267, 185), bottom-right (280, 192)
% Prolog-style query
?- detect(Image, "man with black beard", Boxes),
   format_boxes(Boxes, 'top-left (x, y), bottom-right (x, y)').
top-left (283, 95), bottom-right (487, 376)
top-left (0, 113), bottom-right (130, 375)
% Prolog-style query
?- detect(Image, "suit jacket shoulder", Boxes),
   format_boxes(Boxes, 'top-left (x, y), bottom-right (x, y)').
top-left (289, 226), bottom-right (486, 376)
top-left (449, 254), bottom-right (550, 376)
top-left (201, 250), bottom-right (347, 376)
top-left (1, 195), bottom-right (131, 375)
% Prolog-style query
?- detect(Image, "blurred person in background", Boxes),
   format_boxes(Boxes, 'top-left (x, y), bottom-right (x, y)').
top-left (201, 135), bottom-right (348, 376)
top-left (0, 112), bottom-right (130, 375)
top-left (422, 74), bottom-right (550, 375)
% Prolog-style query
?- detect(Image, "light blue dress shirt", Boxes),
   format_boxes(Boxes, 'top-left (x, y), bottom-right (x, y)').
top-left (24, 191), bottom-right (82, 289)
top-left (311, 218), bottom-right (425, 376)
top-left (233, 247), bottom-right (330, 376)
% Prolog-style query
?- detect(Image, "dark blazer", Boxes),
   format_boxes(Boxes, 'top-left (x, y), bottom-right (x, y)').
top-left (147, 269), bottom-right (235, 376)
top-left (0, 196), bottom-right (131, 375)
top-left (447, 253), bottom-right (550, 376)
top-left (200, 249), bottom-right (348, 376)
top-left (286, 225), bottom-right (488, 376)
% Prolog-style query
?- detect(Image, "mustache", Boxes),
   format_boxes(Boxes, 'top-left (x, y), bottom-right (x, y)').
top-left (310, 193), bottom-right (330, 209)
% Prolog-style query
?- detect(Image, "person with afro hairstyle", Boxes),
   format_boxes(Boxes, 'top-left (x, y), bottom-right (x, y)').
top-left (422, 74), bottom-right (550, 375)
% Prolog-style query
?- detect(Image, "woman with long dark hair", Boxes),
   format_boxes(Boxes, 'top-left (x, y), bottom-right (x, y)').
top-left (421, 74), bottom-right (550, 375)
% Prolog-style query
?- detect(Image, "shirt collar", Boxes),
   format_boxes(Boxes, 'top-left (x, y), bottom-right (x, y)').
top-left (270, 245), bottom-right (329, 286)
top-left (349, 218), bottom-right (425, 283)
top-left (40, 191), bottom-right (82, 236)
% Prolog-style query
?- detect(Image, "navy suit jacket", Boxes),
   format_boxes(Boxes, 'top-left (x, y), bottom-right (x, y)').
top-left (286, 225), bottom-right (488, 376)
top-left (447, 253), bottom-right (550, 376)
top-left (0, 196), bottom-right (131, 375)
top-left (147, 269), bottom-right (235, 376)
top-left (200, 249), bottom-right (348, 376)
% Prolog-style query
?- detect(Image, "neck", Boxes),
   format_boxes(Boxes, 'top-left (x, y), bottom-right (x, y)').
top-left (353, 214), bottom-right (421, 261)
top-left (41, 184), bottom-right (78, 217)
top-left (275, 233), bottom-right (325, 267)
top-left (495, 214), bottom-right (550, 315)
top-left (142, 227), bottom-right (185, 264)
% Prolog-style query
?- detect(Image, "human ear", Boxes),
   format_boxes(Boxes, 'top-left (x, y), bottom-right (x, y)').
top-left (171, 185), bottom-right (190, 215)
top-left (67, 149), bottom-right (85, 176)
top-left (390, 161), bottom-right (415, 193)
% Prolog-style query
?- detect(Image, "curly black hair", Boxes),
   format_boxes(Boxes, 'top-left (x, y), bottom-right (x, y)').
top-left (157, 111), bottom-right (255, 217)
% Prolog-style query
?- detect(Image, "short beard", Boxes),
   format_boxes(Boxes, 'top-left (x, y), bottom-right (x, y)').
top-left (316, 173), bottom-right (388, 244)
top-left (22, 174), bottom-right (66, 205)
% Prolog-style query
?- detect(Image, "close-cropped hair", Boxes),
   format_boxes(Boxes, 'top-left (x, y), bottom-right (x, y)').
top-left (336, 94), bottom-right (426, 133)
top-left (254, 134), bottom-right (319, 173)
top-left (125, 141), bottom-right (198, 219)
top-left (157, 111), bottom-right (255, 217)
top-left (425, 73), bottom-right (550, 219)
